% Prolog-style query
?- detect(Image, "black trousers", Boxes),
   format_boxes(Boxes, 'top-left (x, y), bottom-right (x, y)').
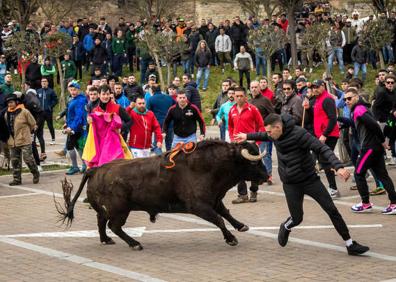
top-left (238, 70), bottom-right (250, 88)
top-left (283, 178), bottom-right (350, 241)
top-left (237, 181), bottom-right (258, 196)
top-left (318, 136), bottom-right (338, 190)
top-left (43, 111), bottom-right (55, 140)
top-left (355, 147), bottom-right (396, 204)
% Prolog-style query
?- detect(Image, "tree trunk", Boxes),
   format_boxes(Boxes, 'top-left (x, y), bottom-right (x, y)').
top-left (378, 49), bottom-right (385, 69)
top-left (56, 57), bottom-right (66, 109)
top-left (167, 63), bottom-right (171, 86)
top-left (20, 60), bottom-right (26, 87)
top-left (153, 53), bottom-right (164, 91)
top-left (288, 9), bottom-right (298, 69)
top-left (266, 57), bottom-right (272, 82)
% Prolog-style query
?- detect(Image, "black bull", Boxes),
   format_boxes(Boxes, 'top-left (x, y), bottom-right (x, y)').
top-left (57, 140), bottom-right (268, 250)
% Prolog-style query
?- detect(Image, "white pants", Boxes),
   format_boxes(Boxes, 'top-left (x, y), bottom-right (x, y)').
top-left (225, 130), bottom-right (230, 143)
top-left (130, 148), bottom-right (151, 158)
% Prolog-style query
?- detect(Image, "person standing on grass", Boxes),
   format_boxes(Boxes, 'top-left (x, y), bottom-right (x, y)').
top-left (195, 40), bottom-right (212, 92)
top-left (234, 45), bottom-right (254, 88)
top-left (37, 77), bottom-right (58, 145)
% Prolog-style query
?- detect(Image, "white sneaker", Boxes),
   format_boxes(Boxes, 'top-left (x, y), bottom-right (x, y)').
top-left (328, 188), bottom-right (340, 199)
top-left (387, 157), bottom-right (396, 166)
top-left (50, 140), bottom-right (55, 145)
top-left (37, 165), bottom-right (43, 172)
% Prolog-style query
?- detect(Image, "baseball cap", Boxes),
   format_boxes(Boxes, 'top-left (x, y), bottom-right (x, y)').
top-left (311, 79), bottom-right (325, 87)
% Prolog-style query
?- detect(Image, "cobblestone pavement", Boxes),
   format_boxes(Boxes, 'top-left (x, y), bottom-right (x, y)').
top-left (1, 129), bottom-right (396, 281)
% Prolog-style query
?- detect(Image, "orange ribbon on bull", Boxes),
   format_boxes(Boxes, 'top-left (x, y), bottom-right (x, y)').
top-left (164, 142), bottom-right (197, 169)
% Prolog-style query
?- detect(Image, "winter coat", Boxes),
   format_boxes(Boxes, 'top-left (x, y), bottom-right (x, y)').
top-left (351, 45), bottom-right (368, 64)
top-left (281, 92), bottom-right (303, 125)
top-left (146, 91), bottom-right (176, 126)
top-left (5, 105), bottom-right (36, 147)
top-left (66, 93), bottom-right (87, 133)
top-left (247, 114), bottom-right (344, 184)
top-left (83, 33), bottom-right (95, 52)
top-left (37, 87), bottom-right (58, 112)
top-left (91, 44), bottom-right (108, 65)
top-left (184, 81), bottom-right (202, 110)
top-left (124, 83), bottom-right (144, 102)
top-left (195, 49), bottom-right (212, 67)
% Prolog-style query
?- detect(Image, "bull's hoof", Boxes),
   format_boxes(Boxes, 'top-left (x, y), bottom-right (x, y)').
top-left (149, 214), bottom-right (157, 223)
top-left (130, 244), bottom-right (143, 251)
top-left (101, 238), bottom-right (115, 245)
top-left (226, 238), bottom-right (238, 246)
top-left (238, 225), bottom-right (249, 232)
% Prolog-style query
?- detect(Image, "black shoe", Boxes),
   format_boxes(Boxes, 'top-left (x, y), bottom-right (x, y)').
top-left (9, 180), bottom-right (21, 186)
top-left (347, 241), bottom-right (369, 256)
top-left (33, 173), bottom-right (40, 184)
top-left (278, 223), bottom-right (290, 247)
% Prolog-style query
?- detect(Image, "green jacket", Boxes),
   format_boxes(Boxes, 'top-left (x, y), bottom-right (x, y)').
top-left (61, 60), bottom-right (76, 79)
top-left (40, 64), bottom-right (56, 76)
top-left (112, 38), bottom-right (126, 55)
top-left (125, 30), bottom-right (136, 49)
top-left (0, 83), bottom-right (14, 96)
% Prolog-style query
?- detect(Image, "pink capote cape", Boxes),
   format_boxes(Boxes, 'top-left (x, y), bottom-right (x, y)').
top-left (82, 112), bottom-right (131, 168)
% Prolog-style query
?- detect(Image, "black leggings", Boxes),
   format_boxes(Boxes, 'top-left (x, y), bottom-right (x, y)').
top-left (355, 147), bottom-right (396, 204)
top-left (283, 178), bottom-right (351, 241)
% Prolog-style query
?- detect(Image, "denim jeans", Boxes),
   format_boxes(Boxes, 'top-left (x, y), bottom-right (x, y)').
top-left (172, 133), bottom-right (197, 148)
top-left (140, 58), bottom-right (149, 85)
top-left (196, 67), bottom-right (210, 89)
top-left (260, 141), bottom-right (273, 175)
top-left (256, 55), bottom-right (266, 76)
top-left (353, 62), bottom-right (367, 81)
top-left (327, 47), bottom-right (344, 73)
top-left (382, 45), bottom-right (394, 64)
top-left (219, 122), bottom-right (226, 141)
top-left (181, 60), bottom-right (190, 74)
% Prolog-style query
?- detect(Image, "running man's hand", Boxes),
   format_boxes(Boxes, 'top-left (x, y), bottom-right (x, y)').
top-left (198, 135), bottom-right (204, 141)
top-left (319, 135), bottom-right (327, 143)
top-left (234, 133), bottom-right (247, 143)
top-left (336, 168), bottom-right (350, 182)
top-left (382, 142), bottom-right (390, 150)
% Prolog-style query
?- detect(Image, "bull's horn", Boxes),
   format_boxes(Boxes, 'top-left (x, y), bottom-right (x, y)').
top-left (241, 149), bottom-right (266, 161)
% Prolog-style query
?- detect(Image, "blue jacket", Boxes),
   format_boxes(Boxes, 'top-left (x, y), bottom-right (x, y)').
top-left (66, 93), bottom-right (87, 133)
top-left (146, 91), bottom-right (176, 126)
top-left (335, 88), bottom-right (350, 118)
top-left (37, 87), bottom-right (58, 112)
top-left (83, 33), bottom-right (94, 52)
top-left (116, 93), bottom-right (130, 108)
top-left (216, 101), bottom-right (236, 129)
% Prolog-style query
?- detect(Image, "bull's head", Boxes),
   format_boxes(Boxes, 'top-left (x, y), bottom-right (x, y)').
top-left (236, 142), bottom-right (269, 183)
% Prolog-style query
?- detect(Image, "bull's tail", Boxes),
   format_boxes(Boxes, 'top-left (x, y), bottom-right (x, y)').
top-left (54, 170), bottom-right (92, 227)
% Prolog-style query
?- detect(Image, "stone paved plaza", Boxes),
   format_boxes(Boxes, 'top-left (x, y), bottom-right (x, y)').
top-left (1, 129), bottom-right (396, 282)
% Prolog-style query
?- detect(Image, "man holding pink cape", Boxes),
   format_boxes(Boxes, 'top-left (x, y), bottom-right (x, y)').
top-left (83, 85), bottom-right (132, 169)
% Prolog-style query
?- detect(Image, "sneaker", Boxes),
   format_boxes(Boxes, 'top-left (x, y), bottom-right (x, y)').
top-left (249, 191), bottom-right (257, 202)
top-left (37, 165), bottom-right (43, 172)
top-left (382, 203), bottom-right (396, 215)
top-left (387, 157), bottom-right (396, 166)
top-left (351, 202), bottom-right (373, 213)
top-left (231, 195), bottom-right (249, 204)
top-left (9, 180), bottom-right (21, 186)
top-left (278, 223), bottom-right (290, 247)
top-left (347, 241), bottom-right (369, 256)
top-left (81, 163), bottom-right (87, 173)
top-left (33, 172), bottom-right (40, 184)
top-left (328, 188), bottom-right (340, 198)
top-left (55, 150), bottom-right (66, 157)
top-left (267, 175), bottom-right (273, 186)
top-left (50, 140), bottom-right (56, 145)
top-left (349, 185), bottom-right (358, 191)
top-left (370, 187), bottom-right (386, 196)
top-left (66, 167), bottom-right (80, 175)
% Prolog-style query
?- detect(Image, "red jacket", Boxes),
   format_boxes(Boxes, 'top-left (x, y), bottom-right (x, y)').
top-left (313, 90), bottom-right (339, 138)
top-left (127, 107), bottom-right (163, 149)
top-left (260, 88), bottom-right (274, 103)
top-left (228, 103), bottom-right (265, 142)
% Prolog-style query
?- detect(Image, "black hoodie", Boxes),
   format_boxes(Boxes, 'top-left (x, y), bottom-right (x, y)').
top-left (247, 114), bottom-right (343, 184)
top-left (351, 99), bottom-right (385, 151)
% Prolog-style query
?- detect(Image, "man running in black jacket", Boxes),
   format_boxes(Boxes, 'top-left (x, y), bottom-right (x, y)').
top-left (235, 113), bottom-right (369, 256)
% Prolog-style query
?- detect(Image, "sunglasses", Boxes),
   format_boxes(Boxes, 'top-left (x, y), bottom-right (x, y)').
top-left (343, 96), bottom-right (355, 101)
top-left (283, 88), bottom-right (292, 91)
top-left (386, 81), bottom-right (395, 84)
